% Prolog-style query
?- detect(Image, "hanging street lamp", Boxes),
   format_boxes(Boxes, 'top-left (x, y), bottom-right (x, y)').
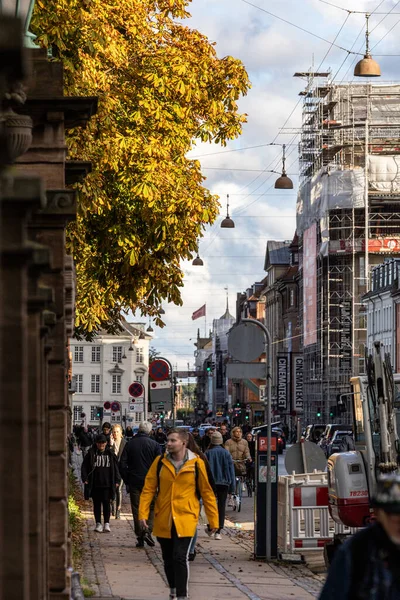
top-left (221, 194), bottom-right (235, 228)
top-left (274, 144), bottom-right (293, 189)
top-left (354, 13), bottom-right (381, 77)
top-left (192, 238), bottom-right (204, 266)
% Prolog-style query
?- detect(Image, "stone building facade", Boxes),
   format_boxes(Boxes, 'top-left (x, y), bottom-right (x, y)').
top-left (0, 46), bottom-right (96, 599)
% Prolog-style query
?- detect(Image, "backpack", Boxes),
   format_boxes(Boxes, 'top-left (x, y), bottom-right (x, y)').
top-left (156, 454), bottom-right (201, 500)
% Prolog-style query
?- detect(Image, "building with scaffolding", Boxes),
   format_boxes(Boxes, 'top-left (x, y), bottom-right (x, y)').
top-left (297, 78), bottom-right (400, 424)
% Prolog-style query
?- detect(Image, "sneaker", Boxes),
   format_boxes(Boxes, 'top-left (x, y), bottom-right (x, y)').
top-left (204, 526), bottom-right (213, 537)
top-left (94, 522), bottom-right (103, 533)
top-left (214, 532), bottom-right (222, 540)
top-left (103, 523), bottom-right (111, 533)
top-left (143, 529), bottom-right (155, 547)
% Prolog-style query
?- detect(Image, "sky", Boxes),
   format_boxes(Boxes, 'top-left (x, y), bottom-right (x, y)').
top-left (134, 0), bottom-right (400, 368)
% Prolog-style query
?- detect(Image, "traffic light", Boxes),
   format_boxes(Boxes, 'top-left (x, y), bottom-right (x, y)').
top-left (206, 361), bottom-right (212, 372)
top-left (96, 407), bottom-right (103, 419)
top-left (316, 409), bottom-right (321, 418)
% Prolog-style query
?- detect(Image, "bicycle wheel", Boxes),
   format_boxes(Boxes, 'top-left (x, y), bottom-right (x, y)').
top-left (233, 495), bottom-right (237, 511)
top-left (237, 492), bottom-right (242, 512)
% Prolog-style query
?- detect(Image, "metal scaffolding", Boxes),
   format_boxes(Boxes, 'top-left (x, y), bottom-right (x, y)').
top-left (297, 79), bottom-right (400, 424)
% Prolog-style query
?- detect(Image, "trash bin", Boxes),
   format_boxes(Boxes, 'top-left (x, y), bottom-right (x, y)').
top-left (254, 426), bottom-right (278, 558)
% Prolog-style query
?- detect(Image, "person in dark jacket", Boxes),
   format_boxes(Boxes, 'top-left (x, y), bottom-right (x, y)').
top-left (201, 427), bottom-right (216, 452)
top-left (110, 424), bottom-right (127, 519)
top-left (125, 425), bottom-right (134, 439)
top-left (81, 433), bottom-right (121, 533)
top-left (120, 421), bottom-right (161, 547)
top-left (79, 426), bottom-right (92, 458)
top-left (205, 431), bottom-right (235, 539)
top-left (320, 474), bottom-right (400, 600)
top-left (154, 427), bottom-right (167, 448)
top-left (101, 422), bottom-right (112, 446)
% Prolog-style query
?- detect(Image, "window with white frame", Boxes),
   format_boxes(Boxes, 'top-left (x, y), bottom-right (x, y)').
top-left (74, 346), bottom-right (84, 362)
top-left (136, 347), bottom-right (144, 363)
top-left (90, 405), bottom-right (98, 421)
top-left (92, 346), bottom-right (101, 362)
top-left (112, 374), bottom-right (121, 394)
top-left (135, 412), bottom-right (142, 422)
top-left (76, 374), bottom-right (83, 393)
top-left (113, 346), bottom-right (123, 363)
top-left (111, 415), bottom-right (117, 422)
top-left (135, 374), bottom-right (143, 384)
top-left (73, 405), bottom-right (83, 422)
top-left (91, 374), bottom-right (100, 393)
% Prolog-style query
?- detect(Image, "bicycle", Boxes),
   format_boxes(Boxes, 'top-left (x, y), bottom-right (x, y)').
top-left (245, 462), bottom-right (254, 498)
top-left (231, 459), bottom-right (249, 512)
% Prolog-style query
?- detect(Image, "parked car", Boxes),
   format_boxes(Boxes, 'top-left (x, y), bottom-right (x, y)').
top-left (318, 424), bottom-right (353, 456)
top-left (304, 424), bottom-right (326, 444)
top-left (326, 430), bottom-right (355, 456)
top-left (272, 427), bottom-right (286, 450)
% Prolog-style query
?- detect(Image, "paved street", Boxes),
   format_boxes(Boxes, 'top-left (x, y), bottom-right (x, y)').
top-left (74, 450), bottom-right (325, 600)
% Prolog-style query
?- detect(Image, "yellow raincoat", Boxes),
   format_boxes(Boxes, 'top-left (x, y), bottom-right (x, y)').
top-left (139, 449), bottom-right (219, 538)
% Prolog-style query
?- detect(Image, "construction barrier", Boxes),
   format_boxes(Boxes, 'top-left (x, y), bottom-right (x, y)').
top-left (278, 472), bottom-right (356, 553)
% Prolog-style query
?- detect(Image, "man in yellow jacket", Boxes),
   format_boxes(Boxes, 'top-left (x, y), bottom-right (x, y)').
top-left (139, 428), bottom-right (218, 600)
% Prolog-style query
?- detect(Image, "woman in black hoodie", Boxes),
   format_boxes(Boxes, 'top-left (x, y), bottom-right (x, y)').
top-left (81, 433), bottom-right (121, 533)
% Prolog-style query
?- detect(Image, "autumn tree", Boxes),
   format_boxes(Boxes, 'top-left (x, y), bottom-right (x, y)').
top-left (32, 0), bottom-right (250, 336)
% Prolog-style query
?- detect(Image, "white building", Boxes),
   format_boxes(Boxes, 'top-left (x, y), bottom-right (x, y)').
top-left (364, 259), bottom-right (400, 367)
top-left (70, 320), bottom-right (152, 426)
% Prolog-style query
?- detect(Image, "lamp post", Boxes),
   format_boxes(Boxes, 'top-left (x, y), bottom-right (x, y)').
top-left (240, 317), bottom-right (272, 561)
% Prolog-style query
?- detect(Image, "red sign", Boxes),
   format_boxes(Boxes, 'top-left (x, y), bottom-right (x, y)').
top-left (104, 401), bottom-right (111, 410)
top-left (258, 436), bottom-right (277, 452)
top-left (129, 382), bottom-right (144, 397)
top-left (111, 401), bottom-right (120, 412)
top-left (149, 359), bottom-right (169, 381)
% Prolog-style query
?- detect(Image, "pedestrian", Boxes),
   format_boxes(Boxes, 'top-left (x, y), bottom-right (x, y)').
top-left (319, 474), bottom-right (400, 599)
top-left (81, 433), bottom-right (121, 533)
top-left (125, 425), bottom-right (133, 439)
top-left (101, 422), bottom-right (112, 446)
top-left (205, 431), bottom-right (235, 540)
top-left (192, 428), bottom-right (201, 445)
top-left (79, 426), bottom-right (92, 458)
top-left (245, 432), bottom-right (256, 460)
top-left (155, 426), bottom-right (167, 448)
top-left (219, 423), bottom-right (230, 444)
top-left (225, 427), bottom-right (251, 476)
top-left (201, 427), bottom-right (216, 452)
top-left (139, 428), bottom-right (219, 600)
top-left (110, 424), bottom-right (126, 519)
top-left (120, 421), bottom-right (161, 547)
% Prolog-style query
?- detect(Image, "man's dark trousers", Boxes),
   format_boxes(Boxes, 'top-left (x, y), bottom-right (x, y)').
top-left (157, 523), bottom-right (192, 598)
top-left (130, 487), bottom-right (154, 537)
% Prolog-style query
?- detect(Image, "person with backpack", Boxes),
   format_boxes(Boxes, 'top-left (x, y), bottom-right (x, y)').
top-left (319, 474), bottom-right (400, 599)
top-left (139, 428), bottom-right (218, 600)
top-left (205, 431), bottom-right (235, 540)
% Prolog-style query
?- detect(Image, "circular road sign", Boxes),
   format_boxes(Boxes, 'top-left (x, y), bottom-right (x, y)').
top-left (228, 322), bottom-right (265, 363)
top-left (285, 441), bottom-right (327, 475)
top-left (103, 401), bottom-right (111, 410)
top-left (149, 359), bottom-right (170, 381)
top-left (111, 401), bottom-right (120, 412)
top-left (129, 382), bottom-right (144, 397)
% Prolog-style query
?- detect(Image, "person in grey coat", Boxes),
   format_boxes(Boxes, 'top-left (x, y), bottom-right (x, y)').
top-left (205, 431), bottom-right (235, 539)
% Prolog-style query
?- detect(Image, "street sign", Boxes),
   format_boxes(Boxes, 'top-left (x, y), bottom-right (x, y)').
top-left (150, 381), bottom-right (171, 389)
top-left (228, 322), bottom-right (265, 362)
top-left (226, 362), bottom-right (266, 379)
top-left (129, 382), bottom-right (144, 397)
top-left (111, 401), bottom-right (120, 412)
top-left (285, 441), bottom-right (327, 474)
top-left (149, 359), bottom-right (170, 381)
top-left (104, 401), bottom-right (111, 410)
top-left (130, 403), bottom-right (144, 413)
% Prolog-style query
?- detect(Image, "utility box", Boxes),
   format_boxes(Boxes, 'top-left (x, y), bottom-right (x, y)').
top-left (254, 427), bottom-right (278, 558)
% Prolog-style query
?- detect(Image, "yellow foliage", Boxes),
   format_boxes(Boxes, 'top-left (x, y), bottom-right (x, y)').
top-left (31, 0), bottom-right (250, 337)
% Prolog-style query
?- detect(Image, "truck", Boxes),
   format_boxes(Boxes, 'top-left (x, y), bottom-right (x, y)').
top-left (325, 341), bottom-right (400, 563)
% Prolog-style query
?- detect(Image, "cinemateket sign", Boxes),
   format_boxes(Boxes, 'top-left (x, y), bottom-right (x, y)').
top-left (277, 355), bottom-right (288, 411)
